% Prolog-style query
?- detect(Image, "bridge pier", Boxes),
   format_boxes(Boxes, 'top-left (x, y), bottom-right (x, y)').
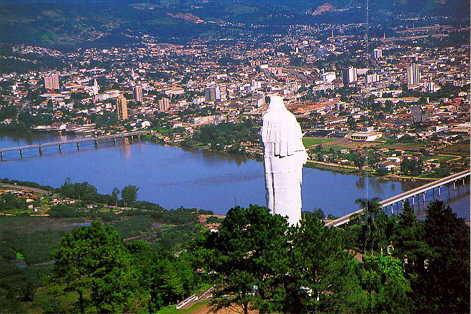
top-left (94, 140), bottom-right (98, 148)
top-left (58, 144), bottom-right (62, 153)
top-left (76, 142), bottom-right (80, 151)
top-left (19, 149), bottom-right (23, 159)
top-left (38, 146), bottom-right (43, 156)
top-left (0, 151), bottom-right (3, 161)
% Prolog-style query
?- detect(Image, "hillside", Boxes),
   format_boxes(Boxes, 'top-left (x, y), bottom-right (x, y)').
top-left (0, 0), bottom-right (468, 48)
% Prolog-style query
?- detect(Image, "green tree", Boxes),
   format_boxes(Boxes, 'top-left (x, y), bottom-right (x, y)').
top-left (347, 152), bottom-right (366, 170)
top-left (0, 256), bottom-right (36, 313)
top-left (392, 201), bottom-right (431, 271)
top-left (284, 215), bottom-right (366, 313)
top-left (121, 185), bottom-right (139, 207)
top-left (347, 116), bottom-right (356, 130)
top-left (53, 222), bottom-right (138, 313)
top-left (361, 254), bottom-right (412, 313)
top-left (0, 192), bottom-right (27, 210)
top-left (203, 205), bottom-right (289, 314)
top-left (354, 198), bottom-right (391, 253)
top-left (400, 157), bottom-right (423, 176)
top-left (367, 150), bottom-right (381, 169)
top-left (111, 187), bottom-right (120, 206)
top-left (417, 201), bottom-right (470, 313)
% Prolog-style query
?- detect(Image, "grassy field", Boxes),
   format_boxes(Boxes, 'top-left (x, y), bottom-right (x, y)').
top-left (0, 215), bottom-right (197, 265)
top-left (440, 141), bottom-right (470, 156)
top-left (302, 137), bottom-right (335, 148)
top-left (0, 213), bottom-right (202, 266)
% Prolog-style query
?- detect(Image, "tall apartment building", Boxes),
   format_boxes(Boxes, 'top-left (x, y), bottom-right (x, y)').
top-left (342, 67), bottom-right (357, 85)
top-left (158, 97), bottom-right (171, 112)
top-left (407, 63), bottom-right (421, 87)
top-left (205, 84), bottom-right (226, 102)
top-left (116, 94), bottom-right (129, 120)
top-left (44, 73), bottom-right (60, 91)
top-left (373, 48), bottom-right (383, 59)
top-left (133, 85), bottom-right (143, 103)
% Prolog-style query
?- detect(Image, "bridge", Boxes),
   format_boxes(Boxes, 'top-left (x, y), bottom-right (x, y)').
top-left (326, 170), bottom-right (470, 227)
top-left (0, 130), bottom-right (151, 160)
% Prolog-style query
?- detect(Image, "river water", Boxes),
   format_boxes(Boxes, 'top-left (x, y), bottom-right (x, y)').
top-left (0, 133), bottom-right (469, 218)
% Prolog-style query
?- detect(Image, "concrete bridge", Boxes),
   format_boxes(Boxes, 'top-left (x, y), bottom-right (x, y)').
top-left (0, 130), bottom-right (151, 161)
top-left (326, 170), bottom-right (470, 227)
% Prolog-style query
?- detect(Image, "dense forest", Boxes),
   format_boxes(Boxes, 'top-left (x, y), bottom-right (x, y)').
top-left (1, 188), bottom-right (469, 313)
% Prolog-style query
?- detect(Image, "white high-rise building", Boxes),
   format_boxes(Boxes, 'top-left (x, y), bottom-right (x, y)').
top-left (133, 85), bottom-right (143, 103)
top-left (366, 73), bottom-right (380, 84)
top-left (321, 71), bottom-right (336, 83)
top-left (373, 48), bottom-right (383, 59)
top-left (407, 63), bottom-right (421, 87)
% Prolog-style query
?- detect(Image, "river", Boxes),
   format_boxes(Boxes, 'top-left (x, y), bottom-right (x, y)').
top-left (0, 132), bottom-right (469, 218)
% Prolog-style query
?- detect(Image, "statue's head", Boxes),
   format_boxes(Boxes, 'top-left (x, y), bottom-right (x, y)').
top-left (267, 95), bottom-right (287, 112)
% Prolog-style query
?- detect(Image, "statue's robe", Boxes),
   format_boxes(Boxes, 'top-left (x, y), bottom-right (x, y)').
top-left (261, 95), bottom-right (307, 225)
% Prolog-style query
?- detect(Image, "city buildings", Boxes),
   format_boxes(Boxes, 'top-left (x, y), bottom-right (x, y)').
top-left (0, 19), bottom-right (468, 178)
top-left (366, 73), bottom-right (380, 84)
top-left (348, 130), bottom-right (383, 142)
top-left (410, 105), bottom-right (428, 123)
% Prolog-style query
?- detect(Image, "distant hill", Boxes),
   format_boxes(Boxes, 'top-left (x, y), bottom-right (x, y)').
top-left (0, 0), bottom-right (468, 48)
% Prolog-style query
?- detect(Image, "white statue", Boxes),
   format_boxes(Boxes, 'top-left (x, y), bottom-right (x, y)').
top-left (261, 95), bottom-right (308, 225)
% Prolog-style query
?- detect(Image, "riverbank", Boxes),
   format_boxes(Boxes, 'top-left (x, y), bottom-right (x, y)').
top-left (153, 134), bottom-right (440, 183)
top-left (305, 160), bottom-right (441, 182)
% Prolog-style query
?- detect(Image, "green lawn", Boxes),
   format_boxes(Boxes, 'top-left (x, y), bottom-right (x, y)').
top-left (303, 137), bottom-right (334, 148)
top-left (424, 154), bottom-right (458, 162)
